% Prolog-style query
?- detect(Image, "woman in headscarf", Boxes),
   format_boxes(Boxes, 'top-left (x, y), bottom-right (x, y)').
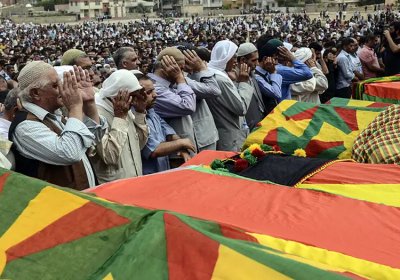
top-left (290, 48), bottom-right (328, 104)
top-left (91, 69), bottom-right (148, 183)
top-left (206, 40), bottom-right (254, 152)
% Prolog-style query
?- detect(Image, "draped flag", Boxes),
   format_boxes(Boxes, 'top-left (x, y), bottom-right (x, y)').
top-left (354, 75), bottom-right (400, 103)
top-left (91, 163), bottom-right (400, 280)
top-left (0, 169), bottom-right (373, 280)
top-left (328, 97), bottom-right (391, 108)
top-left (244, 100), bottom-right (385, 159)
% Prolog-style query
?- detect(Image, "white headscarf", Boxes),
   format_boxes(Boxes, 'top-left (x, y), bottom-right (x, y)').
top-left (208, 40), bottom-right (238, 72)
top-left (96, 69), bottom-right (142, 113)
top-left (294, 48), bottom-right (312, 63)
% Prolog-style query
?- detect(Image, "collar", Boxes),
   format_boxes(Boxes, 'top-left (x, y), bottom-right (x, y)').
top-left (341, 50), bottom-right (351, 56)
top-left (22, 102), bottom-right (62, 121)
top-left (255, 65), bottom-right (268, 75)
top-left (148, 73), bottom-right (171, 88)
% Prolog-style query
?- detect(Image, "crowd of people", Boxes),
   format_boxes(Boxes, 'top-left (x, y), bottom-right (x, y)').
top-left (0, 7), bottom-right (399, 189)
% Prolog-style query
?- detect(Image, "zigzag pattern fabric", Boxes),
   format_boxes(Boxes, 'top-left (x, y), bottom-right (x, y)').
top-left (244, 100), bottom-right (386, 159)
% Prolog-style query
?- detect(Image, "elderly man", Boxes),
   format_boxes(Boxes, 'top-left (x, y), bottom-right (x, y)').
top-left (237, 42), bottom-right (266, 131)
top-left (92, 69), bottom-right (148, 183)
top-left (113, 47), bottom-right (141, 71)
top-left (9, 61), bottom-right (107, 189)
top-left (207, 40), bottom-right (254, 151)
top-left (148, 48), bottom-right (197, 151)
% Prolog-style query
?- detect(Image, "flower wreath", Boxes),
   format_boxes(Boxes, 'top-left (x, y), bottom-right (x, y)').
top-left (209, 144), bottom-right (307, 173)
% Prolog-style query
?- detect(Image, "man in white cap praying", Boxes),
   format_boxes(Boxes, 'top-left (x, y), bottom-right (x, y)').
top-left (9, 61), bottom-right (107, 189)
top-left (237, 42), bottom-right (266, 131)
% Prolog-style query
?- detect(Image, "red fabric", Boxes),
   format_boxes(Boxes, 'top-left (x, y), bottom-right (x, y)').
top-left (286, 106), bottom-right (318, 121)
top-left (182, 150), bottom-right (238, 167)
top-left (0, 172), bottom-right (10, 193)
top-left (6, 202), bottom-right (130, 262)
top-left (164, 213), bottom-right (219, 280)
top-left (220, 225), bottom-right (259, 243)
top-left (304, 140), bottom-right (344, 158)
top-left (334, 107), bottom-right (359, 131)
top-left (180, 151), bottom-right (400, 184)
top-left (364, 82), bottom-right (400, 99)
top-left (90, 169), bottom-right (400, 268)
top-left (305, 161), bottom-right (400, 184)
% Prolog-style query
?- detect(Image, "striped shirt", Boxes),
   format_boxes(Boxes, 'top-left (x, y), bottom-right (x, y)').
top-left (12, 102), bottom-right (108, 187)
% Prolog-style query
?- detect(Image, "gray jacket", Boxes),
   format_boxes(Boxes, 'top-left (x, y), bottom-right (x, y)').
top-left (206, 71), bottom-right (254, 151)
top-left (187, 69), bottom-right (221, 151)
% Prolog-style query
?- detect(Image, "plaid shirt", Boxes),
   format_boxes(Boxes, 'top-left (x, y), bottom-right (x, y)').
top-left (352, 105), bottom-right (400, 164)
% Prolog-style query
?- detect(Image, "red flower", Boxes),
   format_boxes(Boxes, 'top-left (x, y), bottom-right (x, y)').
top-left (251, 148), bottom-right (266, 159)
top-left (234, 159), bottom-right (249, 172)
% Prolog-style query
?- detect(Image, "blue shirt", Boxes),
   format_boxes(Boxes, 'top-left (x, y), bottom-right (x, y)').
top-left (276, 60), bottom-right (313, 101)
top-left (254, 65), bottom-right (283, 100)
top-left (336, 50), bottom-right (355, 89)
top-left (147, 73), bottom-right (196, 118)
top-left (141, 109), bottom-right (176, 175)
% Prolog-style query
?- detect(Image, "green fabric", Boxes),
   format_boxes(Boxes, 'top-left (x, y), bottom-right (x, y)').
top-left (362, 94), bottom-right (400, 104)
top-left (0, 169), bottom-right (351, 279)
top-left (355, 75), bottom-right (400, 100)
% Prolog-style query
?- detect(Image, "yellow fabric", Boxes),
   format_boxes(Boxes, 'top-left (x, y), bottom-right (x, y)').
top-left (103, 273), bottom-right (114, 280)
top-left (310, 122), bottom-right (360, 159)
top-left (264, 249), bottom-right (345, 273)
top-left (297, 184), bottom-right (400, 207)
top-left (243, 100), bottom-right (381, 159)
top-left (249, 233), bottom-right (400, 280)
top-left (0, 186), bottom-right (88, 274)
top-left (244, 100), bottom-right (310, 148)
top-left (346, 100), bottom-right (375, 107)
top-left (356, 110), bottom-right (381, 136)
top-left (211, 245), bottom-right (291, 280)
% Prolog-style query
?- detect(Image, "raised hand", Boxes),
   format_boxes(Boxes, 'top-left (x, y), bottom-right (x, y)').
top-left (278, 46), bottom-right (295, 62)
top-left (74, 65), bottom-right (95, 102)
top-left (59, 70), bottom-right (82, 112)
top-left (183, 50), bottom-right (206, 73)
top-left (264, 57), bottom-right (276, 73)
top-left (131, 88), bottom-right (147, 114)
top-left (305, 58), bottom-right (317, 68)
top-left (237, 63), bottom-right (250, 82)
top-left (161, 55), bottom-right (185, 83)
top-left (112, 88), bottom-right (132, 119)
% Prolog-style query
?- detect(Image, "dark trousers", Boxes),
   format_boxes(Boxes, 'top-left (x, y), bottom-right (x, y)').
top-left (335, 87), bottom-right (352, 99)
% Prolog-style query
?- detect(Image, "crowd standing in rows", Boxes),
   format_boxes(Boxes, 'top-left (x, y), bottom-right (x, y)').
top-left (0, 8), bottom-right (399, 188)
